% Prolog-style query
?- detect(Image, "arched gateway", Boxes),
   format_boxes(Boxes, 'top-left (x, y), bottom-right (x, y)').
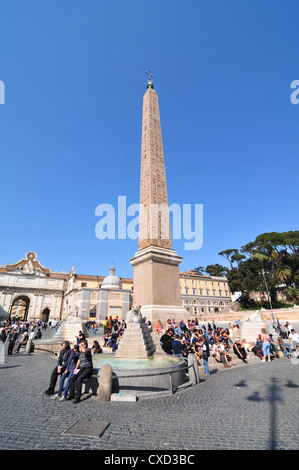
top-left (9, 295), bottom-right (30, 321)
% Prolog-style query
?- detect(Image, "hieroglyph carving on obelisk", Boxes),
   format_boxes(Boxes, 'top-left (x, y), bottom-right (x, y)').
top-left (138, 75), bottom-right (172, 251)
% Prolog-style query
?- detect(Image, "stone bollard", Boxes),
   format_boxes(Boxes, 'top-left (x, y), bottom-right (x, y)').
top-left (25, 339), bottom-right (33, 355)
top-left (0, 341), bottom-right (6, 364)
top-left (97, 364), bottom-right (112, 402)
top-left (188, 353), bottom-right (200, 385)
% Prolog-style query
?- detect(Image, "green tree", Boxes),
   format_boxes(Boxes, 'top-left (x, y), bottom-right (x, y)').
top-left (231, 253), bottom-right (246, 267)
top-left (218, 249), bottom-right (239, 269)
top-left (192, 266), bottom-right (205, 274)
top-left (275, 263), bottom-right (292, 285)
top-left (205, 264), bottom-right (229, 277)
top-left (240, 242), bottom-right (256, 259)
top-left (281, 231), bottom-right (299, 255)
top-left (226, 268), bottom-right (244, 294)
top-left (286, 286), bottom-right (299, 303)
top-left (215, 231), bottom-right (298, 308)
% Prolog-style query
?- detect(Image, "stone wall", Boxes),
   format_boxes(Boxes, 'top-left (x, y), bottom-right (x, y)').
top-left (194, 307), bottom-right (299, 324)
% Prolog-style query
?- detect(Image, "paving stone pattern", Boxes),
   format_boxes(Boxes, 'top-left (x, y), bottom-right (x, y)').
top-left (1, 348), bottom-right (299, 451)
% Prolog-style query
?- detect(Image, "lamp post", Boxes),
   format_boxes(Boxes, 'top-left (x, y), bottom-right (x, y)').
top-left (261, 269), bottom-right (275, 327)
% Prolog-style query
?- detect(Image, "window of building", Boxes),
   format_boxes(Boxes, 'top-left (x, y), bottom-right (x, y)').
top-left (110, 292), bottom-right (122, 300)
top-left (192, 289), bottom-right (196, 295)
top-left (213, 290), bottom-right (216, 296)
top-left (109, 306), bottom-right (121, 317)
top-left (199, 289), bottom-right (203, 295)
top-left (219, 290), bottom-right (222, 296)
top-left (185, 288), bottom-right (189, 294)
top-left (206, 289), bottom-right (210, 296)
top-left (81, 282), bottom-right (86, 287)
top-left (89, 306), bottom-right (96, 318)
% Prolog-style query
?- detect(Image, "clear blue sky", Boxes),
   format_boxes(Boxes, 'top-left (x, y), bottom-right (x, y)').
top-left (0, 0), bottom-right (298, 278)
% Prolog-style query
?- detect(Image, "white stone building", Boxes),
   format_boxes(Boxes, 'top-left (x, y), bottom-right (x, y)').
top-left (0, 252), bottom-right (133, 324)
top-left (0, 252), bottom-right (67, 322)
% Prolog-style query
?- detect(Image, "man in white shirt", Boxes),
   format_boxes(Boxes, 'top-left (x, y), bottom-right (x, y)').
top-left (289, 329), bottom-right (299, 348)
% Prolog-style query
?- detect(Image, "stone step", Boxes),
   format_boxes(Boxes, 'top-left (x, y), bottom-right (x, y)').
top-left (124, 327), bottom-right (151, 336)
top-left (115, 317), bottom-right (155, 359)
top-left (117, 343), bottom-right (155, 355)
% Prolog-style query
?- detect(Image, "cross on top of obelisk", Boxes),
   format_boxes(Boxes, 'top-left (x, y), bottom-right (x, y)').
top-left (145, 70), bottom-right (154, 89)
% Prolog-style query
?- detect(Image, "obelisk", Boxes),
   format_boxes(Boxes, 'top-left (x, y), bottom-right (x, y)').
top-left (130, 73), bottom-right (188, 328)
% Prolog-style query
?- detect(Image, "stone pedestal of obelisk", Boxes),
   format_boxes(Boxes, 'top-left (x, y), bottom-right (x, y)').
top-left (130, 74), bottom-right (189, 330)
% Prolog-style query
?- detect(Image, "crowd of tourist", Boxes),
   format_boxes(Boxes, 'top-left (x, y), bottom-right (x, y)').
top-left (0, 319), bottom-right (54, 355)
top-left (154, 317), bottom-right (299, 375)
top-left (102, 316), bottom-right (127, 352)
top-left (96, 316), bottom-right (299, 370)
top-left (274, 320), bottom-right (299, 358)
top-left (156, 318), bottom-right (246, 376)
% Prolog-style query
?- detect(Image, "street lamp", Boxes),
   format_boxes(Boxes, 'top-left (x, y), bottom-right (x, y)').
top-left (261, 269), bottom-right (272, 310)
top-left (261, 269), bottom-right (276, 327)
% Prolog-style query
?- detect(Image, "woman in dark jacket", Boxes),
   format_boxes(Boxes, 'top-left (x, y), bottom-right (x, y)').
top-left (44, 341), bottom-right (71, 395)
top-left (67, 340), bottom-right (93, 404)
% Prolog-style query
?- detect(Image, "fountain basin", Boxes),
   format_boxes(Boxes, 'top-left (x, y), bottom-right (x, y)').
top-left (92, 353), bottom-right (179, 370)
top-left (87, 353), bottom-right (187, 396)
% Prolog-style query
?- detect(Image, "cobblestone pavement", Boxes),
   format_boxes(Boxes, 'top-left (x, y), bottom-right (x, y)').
top-left (1, 345), bottom-right (299, 452)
